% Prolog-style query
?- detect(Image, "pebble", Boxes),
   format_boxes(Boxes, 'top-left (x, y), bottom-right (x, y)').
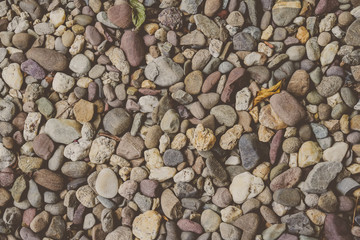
top-left (0, 1), bottom-right (357, 239)
top-left (107, 3), bottom-right (132, 28)
top-left (121, 30), bottom-right (145, 67)
top-left (270, 91), bottom-right (307, 126)
top-left (273, 188), bottom-right (301, 207)
top-left (103, 108), bottom-right (132, 136)
top-left (44, 118), bottom-right (82, 144)
top-left (210, 105), bottom-right (237, 127)
top-left (26, 48), bottom-right (68, 72)
top-left (132, 210), bottom-right (162, 239)
top-left (89, 136), bottom-right (116, 164)
top-left (303, 161), bottom-right (343, 194)
top-left (2, 63), bottom-right (23, 90)
top-left (95, 168), bottom-right (118, 199)
top-left (69, 54), bottom-right (91, 75)
top-left (281, 212), bottom-right (314, 236)
top-left (272, 0), bottom-right (301, 26)
top-left (52, 72), bottom-right (75, 94)
top-left (145, 56), bottom-right (184, 87)
top-left (229, 172), bottom-right (264, 204)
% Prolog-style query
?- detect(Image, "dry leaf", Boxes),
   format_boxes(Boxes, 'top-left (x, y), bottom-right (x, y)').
top-left (251, 79), bottom-right (283, 109)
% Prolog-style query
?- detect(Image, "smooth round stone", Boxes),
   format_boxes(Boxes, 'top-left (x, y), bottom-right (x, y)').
top-left (218, 61), bottom-right (234, 74)
top-left (210, 105), bottom-right (237, 127)
top-left (33, 134), bottom-right (54, 160)
top-left (316, 76), bottom-right (343, 97)
top-left (103, 108), bottom-right (132, 136)
top-left (270, 91), bottom-right (306, 126)
top-left (347, 132), bottom-right (360, 144)
top-left (286, 45), bottom-right (306, 61)
top-left (163, 149), bottom-right (184, 167)
top-left (331, 103), bottom-right (351, 120)
top-left (318, 103), bottom-right (332, 120)
top-left (306, 90), bottom-right (325, 105)
top-left (318, 32), bottom-right (331, 47)
top-left (273, 27), bottom-right (287, 41)
top-left (287, 70), bottom-right (310, 97)
top-left (61, 161), bottom-right (89, 178)
top-left (300, 59), bottom-right (316, 71)
top-left (274, 61), bottom-right (295, 80)
top-left (340, 87), bottom-right (357, 108)
top-left (20, 227), bottom-right (40, 240)
top-left (201, 209), bottom-right (221, 232)
top-left (26, 48), bottom-right (68, 72)
top-left (273, 188), bottom-right (301, 207)
top-left (107, 3), bottom-right (132, 28)
top-left (272, 0), bottom-right (301, 26)
top-left (140, 179), bottom-right (159, 198)
top-left (212, 188), bottom-right (232, 208)
top-left (326, 66), bottom-right (345, 78)
top-left (247, 66), bottom-right (271, 84)
top-left (69, 54), bottom-right (91, 74)
top-left (310, 123), bottom-right (328, 139)
top-left (95, 168), bottom-right (119, 199)
top-left (282, 137), bottom-right (302, 153)
top-left (74, 14), bottom-right (93, 26)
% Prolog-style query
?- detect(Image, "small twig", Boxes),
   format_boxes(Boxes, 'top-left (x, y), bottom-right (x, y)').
top-left (99, 132), bottom-right (121, 142)
top-left (353, 195), bottom-right (359, 227)
top-left (56, 98), bottom-right (81, 119)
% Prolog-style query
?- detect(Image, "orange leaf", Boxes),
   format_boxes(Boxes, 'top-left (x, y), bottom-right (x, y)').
top-left (251, 79), bottom-right (283, 109)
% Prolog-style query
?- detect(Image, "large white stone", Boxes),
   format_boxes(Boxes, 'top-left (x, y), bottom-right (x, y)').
top-left (52, 72), bottom-right (75, 94)
top-left (229, 172), bottom-right (264, 204)
top-left (2, 63), bottom-right (23, 90)
top-left (95, 168), bottom-right (119, 199)
top-left (323, 142), bottom-right (349, 162)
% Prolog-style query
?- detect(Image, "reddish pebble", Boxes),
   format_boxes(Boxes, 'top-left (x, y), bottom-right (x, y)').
top-left (0, 167), bottom-right (15, 187)
top-left (177, 219), bottom-right (204, 235)
top-left (22, 208), bottom-right (36, 227)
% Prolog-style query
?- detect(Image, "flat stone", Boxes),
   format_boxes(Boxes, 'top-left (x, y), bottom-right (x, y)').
top-left (103, 108), bottom-right (132, 136)
top-left (2, 63), bottom-right (23, 90)
top-left (270, 91), bottom-right (306, 126)
top-left (229, 172), bottom-right (264, 204)
top-left (238, 133), bottom-right (268, 170)
top-left (21, 59), bottom-right (45, 80)
top-left (26, 48), bottom-right (68, 71)
top-left (44, 118), bottom-right (82, 144)
top-left (95, 168), bottom-right (118, 199)
top-left (33, 134), bottom-right (54, 160)
top-left (345, 19), bottom-right (360, 46)
top-left (262, 224), bottom-right (286, 240)
top-left (303, 161), bottom-right (343, 194)
top-left (281, 212), bottom-right (315, 236)
top-left (116, 133), bottom-right (144, 160)
top-left (210, 105), bottom-right (237, 127)
top-left (194, 14), bottom-right (220, 38)
top-left (273, 188), bottom-right (301, 207)
top-left (272, 0), bottom-right (301, 26)
top-left (120, 30), bottom-right (145, 67)
top-left (298, 141), bottom-right (323, 168)
top-left (132, 210), bottom-right (162, 240)
top-left (144, 57), bottom-right (184, 87)
top-left (323, 142), bottom-right (349, 162)
top-left (324, 214), bottom-right (352, 240)
top-left (270, 167), bottom-right (302, 191)
top-left (33, 169), bottom-right (65, 191)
